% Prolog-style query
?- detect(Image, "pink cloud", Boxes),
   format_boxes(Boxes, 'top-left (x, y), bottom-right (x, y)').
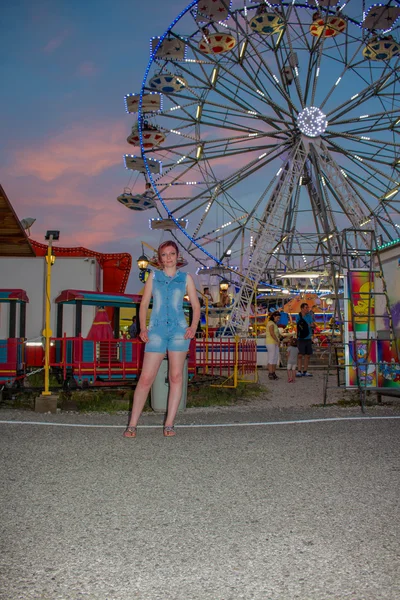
top-left (43, 29), bottom-right (71, 53)
top-left (4, 175), bottom-right (146, 252)
top-left (76, 61), bottom-right (99, 77)
top-left (6, 120), bottom-right (127, 182)
top-left (2, 124), bottom-right (162, 271)
top-left (68, 211), bottom-right (130, 247)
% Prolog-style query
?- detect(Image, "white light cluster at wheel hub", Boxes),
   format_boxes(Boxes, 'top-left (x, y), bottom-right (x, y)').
top-left (297, 107), bottom-right (328, 137)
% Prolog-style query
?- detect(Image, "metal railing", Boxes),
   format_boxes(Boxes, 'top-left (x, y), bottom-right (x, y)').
top-left (195, 335), bottom-right (257, 388)
top-left (50, 335), bottom-right (144, 385)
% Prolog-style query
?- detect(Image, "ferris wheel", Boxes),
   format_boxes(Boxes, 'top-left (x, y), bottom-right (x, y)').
top-left (121, 0), bottom-right (400, 329)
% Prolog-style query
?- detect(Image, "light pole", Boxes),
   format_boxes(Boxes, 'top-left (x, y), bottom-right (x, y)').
top-left (42, 230), bottom-right (59, 397)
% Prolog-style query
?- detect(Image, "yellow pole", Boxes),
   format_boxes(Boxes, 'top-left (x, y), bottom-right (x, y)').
top-left (196, 290), bottom-right (209, 374)
top-left (234, 335), bottom-right (239, 387)
top-left (253, 283), bottom-right (258, 338)
top-left (42, 240), bottom-right (54, 396)
top-left (204, 297), bottom-right (209, 375)
top-left (204, 297), bottom-right (209, 339)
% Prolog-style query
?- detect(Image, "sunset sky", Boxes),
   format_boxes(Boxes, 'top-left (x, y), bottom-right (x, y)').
top-left (2, 1), bottom-right (399, 295)
top-left (1, 0), bottom-right (186, 292)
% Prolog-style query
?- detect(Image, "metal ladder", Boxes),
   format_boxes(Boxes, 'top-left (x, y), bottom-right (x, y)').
top-left (323, 229), bottom-right (398, 411)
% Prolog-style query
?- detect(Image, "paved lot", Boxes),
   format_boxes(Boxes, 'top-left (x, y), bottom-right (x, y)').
top-left (1, 403), bottom-right (399, 600)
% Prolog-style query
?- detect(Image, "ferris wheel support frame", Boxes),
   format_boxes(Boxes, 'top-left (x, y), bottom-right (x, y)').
top-left (221, 127), bottom-right (388, 335)
top-left (223, 138), bottom-right (310, 334)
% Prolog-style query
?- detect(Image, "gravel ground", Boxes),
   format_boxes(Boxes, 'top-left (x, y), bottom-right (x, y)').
top-left (1, 371), bottom-right (399, 600)
top-left (246, 368), bottom-right (360, 409)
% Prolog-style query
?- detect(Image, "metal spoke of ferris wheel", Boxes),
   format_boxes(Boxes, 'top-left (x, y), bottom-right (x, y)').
top-left (314, 141), bottom-right (374, 227)
top-left (178, 140), bottom-right (291, 245)
top-left (325, 139), bottom-right (400, 196)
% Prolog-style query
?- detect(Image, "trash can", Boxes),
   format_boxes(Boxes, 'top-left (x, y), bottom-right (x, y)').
top-left (150, 357), bottom-right (188, 412)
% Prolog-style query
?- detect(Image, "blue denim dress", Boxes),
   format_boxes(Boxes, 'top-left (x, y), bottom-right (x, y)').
top-left (145, 269), bottom-right (189, 353)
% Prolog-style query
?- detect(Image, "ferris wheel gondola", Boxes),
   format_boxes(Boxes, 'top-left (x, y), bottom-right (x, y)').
top-left (120, 0), bottom-right (400, 330)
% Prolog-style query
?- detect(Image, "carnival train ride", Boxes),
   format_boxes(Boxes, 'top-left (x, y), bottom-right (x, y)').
top-left (0, 283), bottom-right (258, 391)
top-left (0, 288), bottom-right (197, 390)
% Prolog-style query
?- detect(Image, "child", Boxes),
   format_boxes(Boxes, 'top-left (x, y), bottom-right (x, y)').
top-left (287, 338), bottom-right (299, 383)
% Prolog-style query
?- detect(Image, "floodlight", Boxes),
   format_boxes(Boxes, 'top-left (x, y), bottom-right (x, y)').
top-left (45, 230), bottom-right (60, 241)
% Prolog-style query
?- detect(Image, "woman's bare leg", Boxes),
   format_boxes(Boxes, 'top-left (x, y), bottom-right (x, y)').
top-left (128, 352), bottom-right (165, 427)
top-left (164, 351), bottom-right (187, 427)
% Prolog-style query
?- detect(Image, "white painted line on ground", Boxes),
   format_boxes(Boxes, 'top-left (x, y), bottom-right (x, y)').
top-left (0, 416), bottom-right (399, 429)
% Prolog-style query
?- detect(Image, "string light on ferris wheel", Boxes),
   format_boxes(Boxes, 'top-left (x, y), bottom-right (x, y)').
top-left (119, 0), bottom-right (400, 279)
top-left (297, 107), bottom-right (328, 138)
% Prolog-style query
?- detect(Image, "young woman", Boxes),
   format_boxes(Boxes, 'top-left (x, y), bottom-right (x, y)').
top-left (265, 311), bottom-right (281, 380)
top-left (123, 241), bottom-right (200, 438)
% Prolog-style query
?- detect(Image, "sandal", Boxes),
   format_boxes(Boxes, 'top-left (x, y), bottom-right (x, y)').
top-left (163, 426), bottom-right (176, 437)
top-left (123, 426), bottom-right (137, 438)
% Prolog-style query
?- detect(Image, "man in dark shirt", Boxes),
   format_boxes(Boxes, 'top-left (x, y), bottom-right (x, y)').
top-left (296, 302), bottom-right (316, 377)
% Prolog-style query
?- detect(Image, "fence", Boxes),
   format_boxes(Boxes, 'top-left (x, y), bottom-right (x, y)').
top-left (49, 335), bottom-right (145, 386)
top-left (1, 334), bottom-right (257, 391)
top-left (195, 335), bottom-right (257, 388)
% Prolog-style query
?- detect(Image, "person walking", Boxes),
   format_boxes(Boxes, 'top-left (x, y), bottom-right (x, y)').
top-left (123, 240), bottom-right (200, 438)
top-left (287, 338), bottom-right (299, 383)
top-left (296, 302), bottom-right (316, 377)
top-left (265, 311), bottom-right (281, 380)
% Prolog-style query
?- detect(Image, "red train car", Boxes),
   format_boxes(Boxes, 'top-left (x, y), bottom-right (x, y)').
top-left (0, 289), bottom-right (29, 388)
top-left (50, 289), bottom-right (195, 389)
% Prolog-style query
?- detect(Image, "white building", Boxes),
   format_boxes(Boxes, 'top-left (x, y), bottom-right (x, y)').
top-left (0, 257), bottom-right (101, 341)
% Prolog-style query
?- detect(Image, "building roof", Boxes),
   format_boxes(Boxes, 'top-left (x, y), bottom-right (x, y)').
top-left (31, 240), bottom-right (132, 294)
top-left (0, 184), bottom-right (35, 256)
top-left (55, 289), bottom-right (142, 307)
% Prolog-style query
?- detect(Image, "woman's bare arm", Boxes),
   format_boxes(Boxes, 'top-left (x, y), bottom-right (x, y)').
top-left (185, 274), bottom-right (200, 338)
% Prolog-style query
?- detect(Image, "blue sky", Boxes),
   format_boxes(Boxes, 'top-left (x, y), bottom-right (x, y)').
top-left (2, 0), bottom-right (399, 294)
top-left (1, 0), bottom-right (186, 291)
